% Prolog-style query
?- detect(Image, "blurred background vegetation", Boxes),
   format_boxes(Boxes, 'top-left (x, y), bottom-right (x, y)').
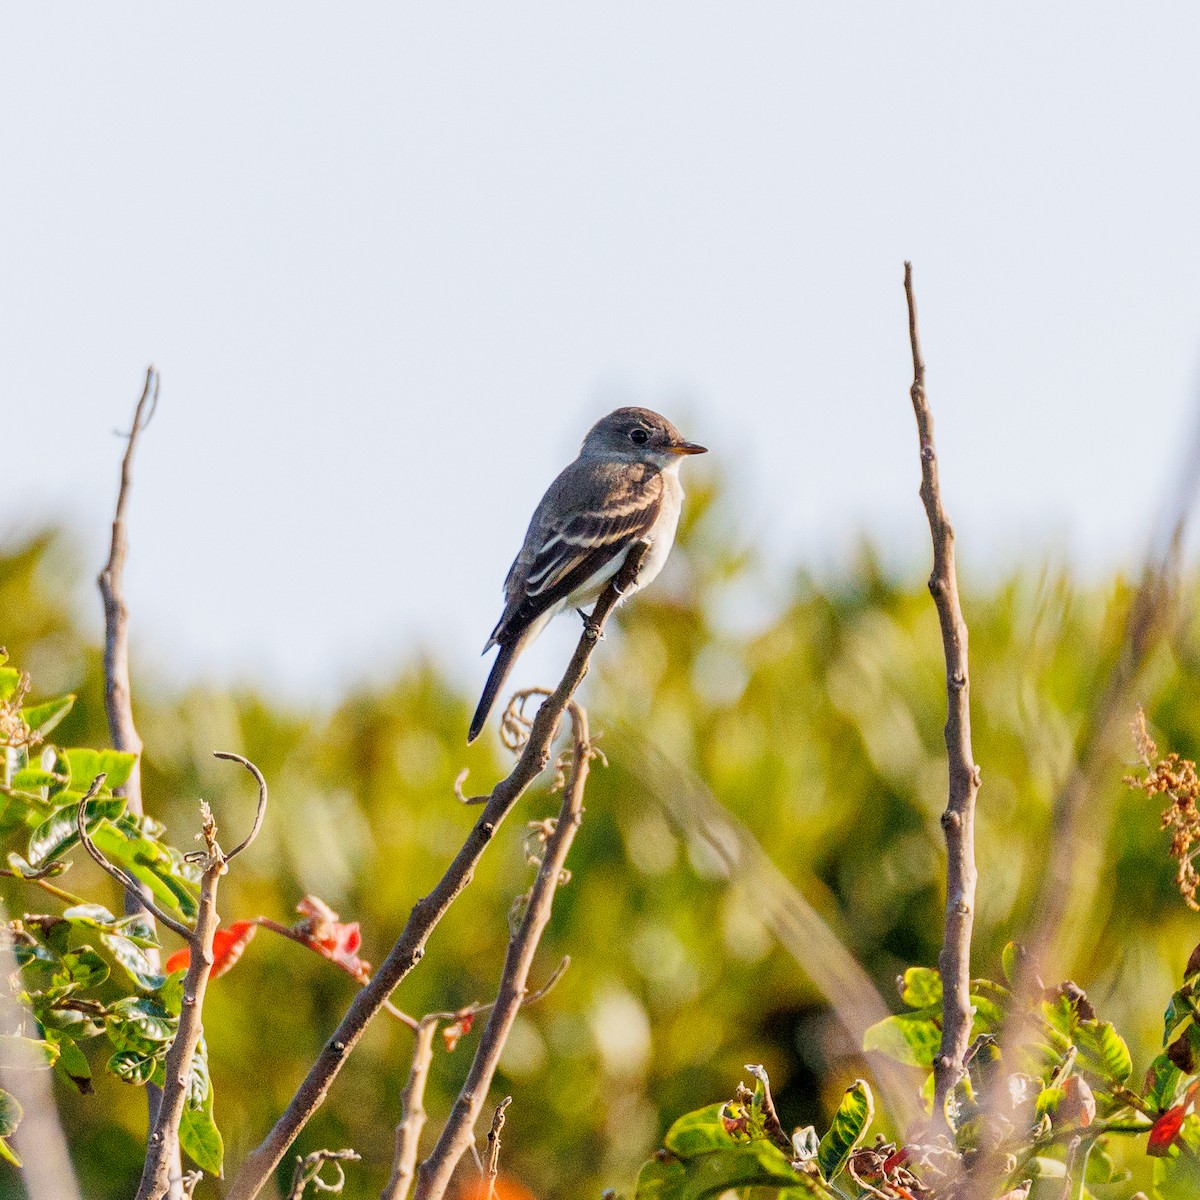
top-left (2, 474), bottom-right (1197, 1199)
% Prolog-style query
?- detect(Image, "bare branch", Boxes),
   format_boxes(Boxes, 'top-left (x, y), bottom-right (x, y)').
top-left (212, 752), bottom-right (269, 861)
top-left (227, 542), bottom-right (650, 1200)
top-left (413, 702), bottom-right (594, 1199)
top-left (97, 367), bottom-right (173, 1171)
top-left (382, 1018), bottom-right (440, 1200)
top-left (904, 262), bottom-right (981, 1118)
top-left (74, 775), bottom-right (194, 942)
top-left (98, 365), bottom-right (158, 824)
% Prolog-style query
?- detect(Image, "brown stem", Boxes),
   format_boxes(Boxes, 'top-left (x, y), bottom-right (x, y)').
top-left (136, 822), bottom-right (222, 1200)
top-left (904, 263), bottom-right (980, 1118)
top-left (226, 542), bottom-right (649, 1200)
top-left (413, 703), bottom-right (592, 1200)
top-left (97, 366), bottom-right (172, 1162)
top-left (483, 1096), bottom-right (512, 1200)
top-left (381, 1018), bottom-right (440, 1200)
top-left (88, 753), bottom-right (268, 1200)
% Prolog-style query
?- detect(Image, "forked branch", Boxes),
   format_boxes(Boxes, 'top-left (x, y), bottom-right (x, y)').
top-left (413, 703), bottom-right (594, 1199)
top-left (227, 542), bottom-right (650, 1200)
top-left (904, 263), bottom-right (981, 1118)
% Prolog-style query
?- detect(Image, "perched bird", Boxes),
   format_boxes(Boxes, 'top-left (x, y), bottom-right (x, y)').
top-left (468, 406), bottom-right (707, 742)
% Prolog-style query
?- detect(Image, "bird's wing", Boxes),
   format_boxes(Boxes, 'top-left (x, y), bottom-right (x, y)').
top-left (487, 465), bottom-right (664, 647)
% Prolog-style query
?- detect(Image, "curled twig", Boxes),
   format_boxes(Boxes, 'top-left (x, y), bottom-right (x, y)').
top-left (74, 775), bottom-right (193, 942)
top-left (286, 1149), bottom-right (361, 1200)
top-left (213, 752), bottom-right (269, 862)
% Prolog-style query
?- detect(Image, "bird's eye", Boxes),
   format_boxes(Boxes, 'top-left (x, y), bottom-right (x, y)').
top-left (629, 427), bottom-right (650, 445)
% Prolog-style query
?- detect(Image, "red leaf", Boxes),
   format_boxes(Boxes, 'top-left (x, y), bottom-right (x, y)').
top-left (1148, 1081), bottom-right (1200, 1157)
top-left (442, 1011), bottom-right (475, 1052)
top-left (294, 895), bottom-right (371, 982)
top-left (1148, 1105), bottom-right (1187, 1156)
top-left (164, 919), bottom-right (257, 980)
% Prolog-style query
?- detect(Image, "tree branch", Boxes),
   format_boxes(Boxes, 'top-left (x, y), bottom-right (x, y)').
top-left (226, 542), bottom-right (650, 1200)
top-left (97, 365), bottom-right (172, 1170)
top-left (382, 1017), bottom-right (440, 1200)
top-left (413, 702), bottom-right (593, 1200)
top-left (904, 263), bottom-right (981, 1118)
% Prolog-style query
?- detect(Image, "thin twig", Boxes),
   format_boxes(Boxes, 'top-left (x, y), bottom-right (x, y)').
top-left (904, 263), bottom-right (981, 1119)
top-left (97, 366), bottom-right (172, 1170)
top-left (226, 542), bottom-right (650, 1200)
top-left (484, 1096), bottom-right (512, 1200)
top-left (381, 957), bottom-right (568, 1200)
top-left (127, 755), bottom-right (269, 1200)
top-left (212, 752), bottom-right (269, 861)
top-left (413, 702), bottom-right (593, 1200)
top-left (286, 1149), bottom-right (361, 1199)
top-left (382, 1019), bottom-right (440, 1200)
top-left (75, 775), bottom-right (193, 942)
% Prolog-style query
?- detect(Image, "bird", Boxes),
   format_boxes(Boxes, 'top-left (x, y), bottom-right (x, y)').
top-left (468, 406), bottom-right (707, 742)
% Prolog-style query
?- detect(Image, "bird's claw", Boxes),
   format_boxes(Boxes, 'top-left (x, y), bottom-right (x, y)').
top-left (577, 608), bottom-right (604, 641)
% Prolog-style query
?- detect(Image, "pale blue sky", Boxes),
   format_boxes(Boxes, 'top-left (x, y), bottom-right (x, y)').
top-left (5, 5), bottom-right (1200, 701)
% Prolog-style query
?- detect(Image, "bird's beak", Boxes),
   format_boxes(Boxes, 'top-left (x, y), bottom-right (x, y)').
top-left (669, 440), bottom-right (708, 456)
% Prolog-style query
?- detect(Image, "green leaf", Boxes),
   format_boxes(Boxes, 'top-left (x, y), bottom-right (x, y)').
top-left (101, 930), bottom-right (165, 992)
top-left (863, 1008), bottom-right (941, 1067)
top-left (107, 997), bottom-right (177, 1054)
top-left (1001, 942), bottom-right (1019, 985)
top-left (179, 1076), bottom-right (224, 1177)
top-left (52, 1036), bottom-right (93, 1094)
top-left (1075, 1019), bottom-right (1133, 1084)
top-left (55, 947), bottom-right (110, 991)
top-left (634, 1142), bottom-right (814, 1200)
top-left (92, 822), bottom-right (199, 920)
top-left (634, 1153), bottom-right (686, 1200)
top-left (1165, 987), bottom-right (1196, 1046)
top-left (900, 966), bottom-right (941, 1008)
top-left (817, 1079), bottom-right (873, 1181)
top-left (0, 1035), bottom-right (58, 1070)
top-left (7, 768), bottom-right (65, 791)
top-left (108, 1049), bottom-right (157, 1085)
top-left (0, 1089), bottom-right (23, 1137)
top-left (0, 668), bottom-right (21, 702)
top-left (969, 979), bottom-right (1010, 1031)
top-left (27, 795), bottom-right (125, 867)
top-left (663, 1105), bottom-right (732, 1157)
top-left (20, 695), bottom-right (75, 737)
top-left (63, 748), bottom-right (137, 792)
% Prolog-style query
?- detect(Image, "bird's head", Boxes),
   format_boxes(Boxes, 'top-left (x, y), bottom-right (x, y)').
top-left (580, 407), bottom-right (707, 466)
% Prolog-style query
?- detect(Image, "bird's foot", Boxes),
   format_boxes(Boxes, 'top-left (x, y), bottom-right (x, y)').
top-left (577, 608), bottom-right (604, 642)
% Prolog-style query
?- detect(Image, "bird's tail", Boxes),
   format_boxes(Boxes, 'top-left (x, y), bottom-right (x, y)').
top-left (468, 638), bottom-right (524, 743)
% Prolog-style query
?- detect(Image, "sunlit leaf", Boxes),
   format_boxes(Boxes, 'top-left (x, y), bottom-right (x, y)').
top-left (0, 1035), bottom-right (58, 1070)
top-left (817, 1079), bottom-right (873, 1181)
top-left (863, 1009), bottom-right (941, 1067)
top-left (900, 966), bottom-right (941, 1008)
top-left (20, 695), bottom-right (75, 736)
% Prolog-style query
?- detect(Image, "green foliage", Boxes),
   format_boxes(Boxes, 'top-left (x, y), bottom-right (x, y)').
top-left (0, 649), bottom-right (205, 1182)
top-left (7, 509), bottom-right (1200, 1198)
